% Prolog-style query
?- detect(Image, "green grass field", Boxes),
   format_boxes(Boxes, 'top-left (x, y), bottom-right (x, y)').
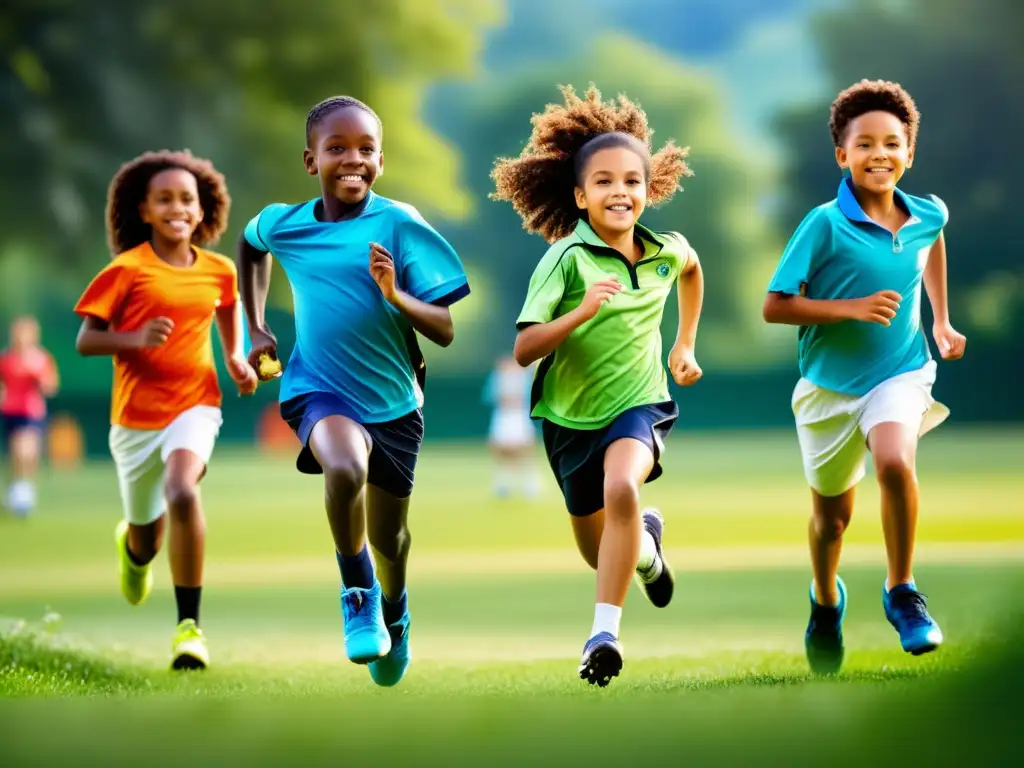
top-left (1, 428), bottom-right (1022, 766)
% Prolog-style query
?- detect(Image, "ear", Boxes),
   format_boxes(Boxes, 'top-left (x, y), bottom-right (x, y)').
top-left (377, 150), bottom-right (384, 178)
top-left (139, 202), bottom-right (151, 225)
top-left (303, 147), bottom-right (317, 177)
top-left (574, 186), bottom-right (587, 210)
top-left (834, 145), bottom-right (847, 171)
top-left (906, 145), bottom-right (915, 170)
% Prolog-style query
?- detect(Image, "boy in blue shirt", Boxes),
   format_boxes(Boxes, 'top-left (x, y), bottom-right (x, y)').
top-left (763, 80), bottom-right (967, 674)
top-left (238, 96), bottom-right (470, 687)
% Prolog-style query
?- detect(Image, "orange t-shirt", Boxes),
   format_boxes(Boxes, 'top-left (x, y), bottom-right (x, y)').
top-left (74, 242), bottom-right (238, 430)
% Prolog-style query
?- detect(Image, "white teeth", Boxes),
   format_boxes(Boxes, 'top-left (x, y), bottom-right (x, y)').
top-left (608, 205), bottom-right (629, 211)
top-left (867, 168), bottom-right (892, 172)
top-left (339, 175), bottom-right (363, 181)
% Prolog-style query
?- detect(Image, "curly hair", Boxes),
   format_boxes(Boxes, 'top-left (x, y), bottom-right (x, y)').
top-left (829, 79), bottom-right (920, 148)
top-left (306, 95), bottom-right (382, 146)
top-left (491, 85), bottom-right (692, 243)
top-left (105, 150), bottom-right (231, 255)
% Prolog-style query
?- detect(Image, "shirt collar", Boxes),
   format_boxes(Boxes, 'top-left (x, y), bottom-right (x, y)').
top-left (837, 176), bottom-right (918, 226)
top-left (573, 218), bottom-right (665, 251)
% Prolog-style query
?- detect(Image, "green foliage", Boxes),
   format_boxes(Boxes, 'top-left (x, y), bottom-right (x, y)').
top-left (1, 0), bottom-right (501, 301)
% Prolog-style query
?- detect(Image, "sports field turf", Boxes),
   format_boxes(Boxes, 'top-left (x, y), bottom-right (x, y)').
top-left (1, 429), bottom-right (1022, 766)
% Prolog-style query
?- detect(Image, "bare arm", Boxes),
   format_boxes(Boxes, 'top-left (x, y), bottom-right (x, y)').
top-left (214, 302), bottom-right (245, 361)
top-left (513, 306), bottom-right (592, 367)
top-left (762, 294), bottom-right (857, 326)
top-left (922, 231), bottom-right (949, 325)
top-left (75, 316), bottom-right (154, 356)
top-left (674, 251), bottom-right (704, 348)
top-left (238, 234), bottom-right (273, 336)
top-left (392, 292), bottom-right (455, 348)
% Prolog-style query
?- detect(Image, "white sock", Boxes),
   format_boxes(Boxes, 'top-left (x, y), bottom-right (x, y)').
top-left (636, 530), bottom-right (662, 582)
top-left (591, 603), bottom-right (622, 638)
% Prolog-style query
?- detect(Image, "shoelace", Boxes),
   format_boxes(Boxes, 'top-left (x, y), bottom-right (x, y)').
top-left (891, 590), bottom-right (932, 627)
top-left (345, 590), bottom-right (366, 616)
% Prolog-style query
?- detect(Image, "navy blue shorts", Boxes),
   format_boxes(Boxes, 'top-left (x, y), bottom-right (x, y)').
top-left (542, 401), bottom-right (678, 517)
top-left (280, 392), bottom-right (423, 499)
top-left (2, 414), bottom-right (45, 448)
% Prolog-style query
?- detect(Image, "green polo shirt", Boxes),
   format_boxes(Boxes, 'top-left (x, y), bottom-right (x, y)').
top-left (516, 218), bottom-right (692, 430)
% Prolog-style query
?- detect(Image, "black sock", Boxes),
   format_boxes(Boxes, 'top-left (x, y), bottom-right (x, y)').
top-left (382, 591), bottom-right (408, 627)
top-left (175, 586), bottom-right (202, 625)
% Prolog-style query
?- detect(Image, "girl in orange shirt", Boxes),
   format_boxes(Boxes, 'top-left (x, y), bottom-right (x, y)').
top-left (74, 150), bottom-right (257, 670)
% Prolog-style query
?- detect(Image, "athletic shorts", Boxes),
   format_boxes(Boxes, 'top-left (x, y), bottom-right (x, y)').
top-left (542, 401), bottom-right (678, 517)
top-left (792, 360), bottom-right (948, 497)
top-left (280, 391), bottom-right (424, 499)
top-left (108, 405), bottom-right (223, 525)
top-left (2, 414), bottom-right (45, 447)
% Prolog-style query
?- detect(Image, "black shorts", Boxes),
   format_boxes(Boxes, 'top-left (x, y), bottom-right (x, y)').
top-left (542, 401), bottom-right (678, 517)
top-left (2, 414), bottom-right (45, 448)
top-left (280, 392), bottom-right (424, 499)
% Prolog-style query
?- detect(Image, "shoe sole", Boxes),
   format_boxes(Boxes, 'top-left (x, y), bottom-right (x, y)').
top-left (909, 642), bottom-right (940, 656)
top-left (806, 640), bottom-right (844, 675)
top-left (639, 510), bottom-right (674, 609)
top-left (171, 653), bottom-right (207, 671)
top-left (579, 645), bottom-right (623, 687)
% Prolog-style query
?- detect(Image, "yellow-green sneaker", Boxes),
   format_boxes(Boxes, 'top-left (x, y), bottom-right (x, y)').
top-left (115, 520), bottom-right (152, 606)
top-left (171, 619), bottom-right (209, 671)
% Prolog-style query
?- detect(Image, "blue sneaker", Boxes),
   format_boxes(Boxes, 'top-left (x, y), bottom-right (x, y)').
top-left (341, 582), bottom-right (391, 664)
top-left (805, 576), bottom-right (847, 675)
top-left (635, 508), bottom-right (675, 608)
top-left (369, 611), bottom-right (412, 687)
top-left (578, 631), bottom-right (623, 687)
top-left (883, 582), bottom-right (943, 655)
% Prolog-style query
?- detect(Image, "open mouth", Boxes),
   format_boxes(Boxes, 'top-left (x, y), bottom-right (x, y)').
top-left (336, 174), bottom-right (366, 183)
top-left (165, 219), bottom-right (191, 233)
top-left (607, 203), bottom-right (632, 213)
top-left (865, 167), bottom-right (893, 174)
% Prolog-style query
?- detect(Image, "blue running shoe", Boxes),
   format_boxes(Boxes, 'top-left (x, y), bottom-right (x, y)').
top-left (341, 582), bottom-right (391, 664)
top-left (578, 632), bottom-right (623, 687)
top-left (805, 576), bottom-right (847, 675)
top-left (883, 582), bottom-right (943, 655)
top-left (369, 611), bottom-right (412, 687)
top-left (635, 508), bottom-right (675, 608)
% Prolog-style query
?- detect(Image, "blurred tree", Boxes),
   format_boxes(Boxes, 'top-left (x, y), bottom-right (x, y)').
top-left (432, 34), bottom-right (783, 374)
top-left (773, 0), bottom-right (1023, 343)
top-left (0, 0), bottom-right (500, 305)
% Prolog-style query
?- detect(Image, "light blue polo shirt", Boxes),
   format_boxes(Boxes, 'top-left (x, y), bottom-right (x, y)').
top-left (768, 177), bottom-right (948, 396)
top-left (244, 192), bottom-right (470, 422)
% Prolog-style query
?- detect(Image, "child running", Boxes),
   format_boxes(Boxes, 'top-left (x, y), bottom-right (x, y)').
top-left (483, 355), bottom-right (540, 499)
top-left (1, 316), bottom-right (59, 517)
top-left (75, 150), bottom-right (257, 670)
top-left (238, 96), bottom-right (470, 687)
top-left (492, 85), bottom-right (705, 686)
top-left (762, 80), bottom-right (967, 674)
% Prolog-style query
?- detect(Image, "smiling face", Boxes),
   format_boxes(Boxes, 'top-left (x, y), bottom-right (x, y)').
top-left (140, 168), bottom-right (203, 246)
top-left (574, 146), bottom-right (648, 238)
top-left (836, 110), bottom-right (914, 194)
top-left (303, 106), bottom-right (383, 206)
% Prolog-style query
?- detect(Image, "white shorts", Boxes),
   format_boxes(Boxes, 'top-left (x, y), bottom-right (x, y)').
top-left (488, 409), bottom-right (536, 449)
top-left (792, 360), bottom-right (949, 497)
top-left (108, 405), bottom-right (223, 525)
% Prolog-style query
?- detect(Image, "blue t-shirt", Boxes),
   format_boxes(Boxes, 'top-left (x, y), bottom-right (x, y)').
top-left (244, 192), bottom-right (470, 422)
top-left (768, 177), bottom-right (948, 396)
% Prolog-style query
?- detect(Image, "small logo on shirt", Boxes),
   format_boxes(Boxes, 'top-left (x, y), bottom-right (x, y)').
top-left (656, 262), bottom-right (670, 278)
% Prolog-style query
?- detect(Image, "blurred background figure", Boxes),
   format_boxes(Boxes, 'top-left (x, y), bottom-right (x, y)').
top-left (1, 316), bottom-right (59, 517)
top-left (483, 355), bottom-right (540, 499)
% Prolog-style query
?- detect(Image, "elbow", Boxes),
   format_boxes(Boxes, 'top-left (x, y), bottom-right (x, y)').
top-left (75, 333), bottom-right (90, 356)
top-left (437, 328), bottom-right (455, 348)
top-left (513, 340), bottom-right (534, 368)
top-left (762, 295), bottom-right (782, 324)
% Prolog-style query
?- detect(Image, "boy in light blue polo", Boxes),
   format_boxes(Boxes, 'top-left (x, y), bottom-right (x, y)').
top-left (763, 80), bottom-right (967, 674)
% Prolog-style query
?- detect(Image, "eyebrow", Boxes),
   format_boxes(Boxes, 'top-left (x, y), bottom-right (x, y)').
top-left (323, 134), bottom-right (378, 142)
top-left (853, 133), bottom-right (903, 140)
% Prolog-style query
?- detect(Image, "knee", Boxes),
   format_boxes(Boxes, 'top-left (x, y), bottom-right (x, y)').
top-left (813, 510), bottom-right (850, 540)
top-left (874, 450), bottom-right (915, 489)
top-left (323, 457), bottom-right (368, 499)
top-left (164, 481), bottom-right (199, 518)
top-left (603, 475), bottom-right (640, 520)
top-left (373, 523), bottom-right (412, 563)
